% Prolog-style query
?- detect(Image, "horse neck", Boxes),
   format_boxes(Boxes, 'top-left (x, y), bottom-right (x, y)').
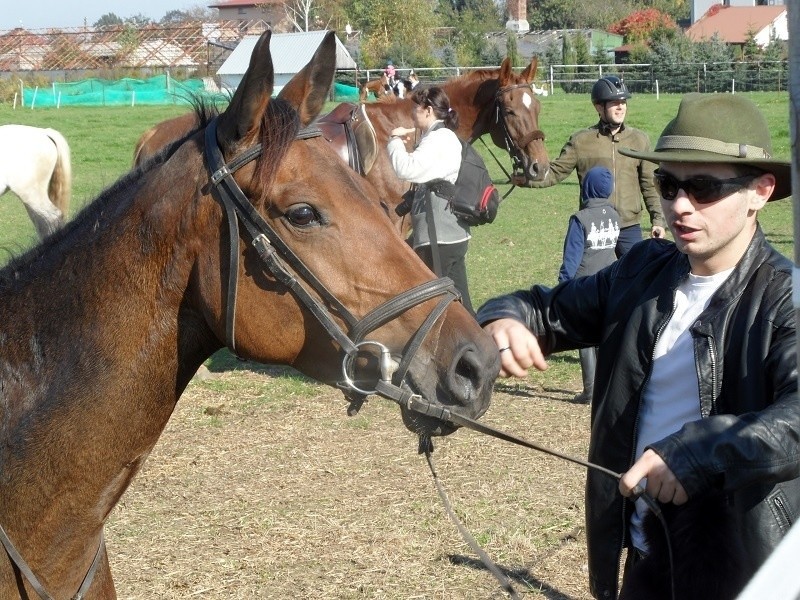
top-left (443, 73), bottom-right (499, 142)
top-left (0, 157), bottom-right (220, 575)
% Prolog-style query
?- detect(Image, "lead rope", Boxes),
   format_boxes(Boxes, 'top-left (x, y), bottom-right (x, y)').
top-left (410, 405), bottom-right (676, 600)
top-left (439, 410), bottom-right (675, 600)
top-left (476, 136), bottom-right (517, 200)
top-left (369, 383), bottom-right (675, 600)
top-left (423, 448), bottom-right (522, 599)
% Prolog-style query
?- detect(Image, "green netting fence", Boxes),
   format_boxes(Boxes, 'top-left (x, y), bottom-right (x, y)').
top-left (17, 75), bottom-right (362, 108)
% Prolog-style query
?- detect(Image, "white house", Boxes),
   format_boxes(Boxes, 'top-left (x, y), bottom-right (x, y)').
top-left (686, 5), bottom-right (787, 49)
top-left (217, 30), bottom-right (357, 94)
top-left (691, 0), bottom-right (785, 25)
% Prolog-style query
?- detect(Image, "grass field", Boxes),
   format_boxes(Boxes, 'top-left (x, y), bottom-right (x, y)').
top-left (0, 90), bottom-right (792, 599)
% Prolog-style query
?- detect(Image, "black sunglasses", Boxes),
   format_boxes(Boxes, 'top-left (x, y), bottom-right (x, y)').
top-left (653, 169), bottom-right (758, 204)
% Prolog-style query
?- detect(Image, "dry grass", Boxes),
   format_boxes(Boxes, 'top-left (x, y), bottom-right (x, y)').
top-left (105, 362), bottom-right (594, 599)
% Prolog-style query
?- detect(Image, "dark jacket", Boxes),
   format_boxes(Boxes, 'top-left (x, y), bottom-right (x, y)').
top-left (559, 198), bottom-right (620, 282)
top-left (477, 227), bottom-right (799, 599)
top-left (529, 121), bottom-right (663, 230)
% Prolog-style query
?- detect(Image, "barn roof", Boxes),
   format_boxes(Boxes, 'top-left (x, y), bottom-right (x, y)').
top-left (217, 30), bottom-right (356, 77)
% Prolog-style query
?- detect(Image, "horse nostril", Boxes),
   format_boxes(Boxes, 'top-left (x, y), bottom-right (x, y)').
top-left (455, 353), bottom-right (477, 386)
top-left (448, 344), bottom-right (495, 415)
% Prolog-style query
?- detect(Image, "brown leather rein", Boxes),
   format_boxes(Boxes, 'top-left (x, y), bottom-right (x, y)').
top-left (0, 526), bottom-right (104, 600)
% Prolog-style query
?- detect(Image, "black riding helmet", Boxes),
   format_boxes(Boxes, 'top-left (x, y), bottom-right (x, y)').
top-left (591, 75), bottom-right (631, 104)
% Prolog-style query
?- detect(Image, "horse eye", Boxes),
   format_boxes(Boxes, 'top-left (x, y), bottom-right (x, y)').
top-left (285, 204), bottom-right (319, 227)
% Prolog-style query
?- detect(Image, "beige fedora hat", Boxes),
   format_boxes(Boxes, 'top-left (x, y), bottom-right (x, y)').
top-left (620, 93), bottom-right (790, 200)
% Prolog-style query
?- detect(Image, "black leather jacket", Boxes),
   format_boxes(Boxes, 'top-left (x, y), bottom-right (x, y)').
top-left (477, 227), bottom-right (799, 599)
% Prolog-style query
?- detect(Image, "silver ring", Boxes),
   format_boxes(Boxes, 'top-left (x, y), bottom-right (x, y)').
top-left (499, 346), bottom-right (511, 353)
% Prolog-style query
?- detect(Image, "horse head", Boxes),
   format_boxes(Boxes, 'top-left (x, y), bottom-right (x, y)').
top-left (476, 57), bottom-right (550, 184)
top-left (199, 31), bottom-right (499, 437)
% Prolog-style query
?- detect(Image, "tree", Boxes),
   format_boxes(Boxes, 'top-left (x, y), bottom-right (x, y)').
top-left (574, 31), bottom-right (592, 66)
top-left (527, 0), bottom-right (633, 30)
top-left (348, 0), bottom-right (438, 68)
top-left (694, 33), bottom-right (733, 89)
top-left (644, 30), bottom-right (695, 92)
top-left (160, 8), bottom-right (216, 24)
top-left (285, 0), bottom-right (318, 31)
top-left (93, 13), bottom-right (124, 29)
top-left (432, 0), bottom-right (502, 66)
top-left (124, 14), bottom-right (153, 28)
top-left (607, 8), bottom-right (677, 45)
top-left (506, 34), bottom-right (520, 68)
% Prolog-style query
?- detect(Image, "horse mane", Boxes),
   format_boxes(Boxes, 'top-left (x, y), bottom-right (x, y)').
top-left (135, 97), bottom-right (221, 173)
top-left (440, 69), bottom-right (501, 96)
top-left (0, 166), bottom-right (149, 291)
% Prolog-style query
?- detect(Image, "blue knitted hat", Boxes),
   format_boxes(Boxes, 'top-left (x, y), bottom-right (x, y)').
top-left (581, 166), bottom-right (613, 205)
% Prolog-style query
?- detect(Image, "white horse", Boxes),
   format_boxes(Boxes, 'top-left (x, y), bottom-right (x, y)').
top-left (0, 124), bottom-right (72, 239)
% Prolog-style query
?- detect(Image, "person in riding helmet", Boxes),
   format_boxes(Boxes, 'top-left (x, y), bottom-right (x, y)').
top-left (528, 75), bottom-right (664, 256)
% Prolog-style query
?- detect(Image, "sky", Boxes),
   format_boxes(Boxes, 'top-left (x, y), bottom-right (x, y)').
top-left (2, 1), bottom-right (200, 31)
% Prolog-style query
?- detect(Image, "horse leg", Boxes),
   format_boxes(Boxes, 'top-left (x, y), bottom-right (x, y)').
top-left (18, 189), bottom-right (64, 239)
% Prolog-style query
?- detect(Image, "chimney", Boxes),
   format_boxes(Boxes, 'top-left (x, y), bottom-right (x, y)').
top-left (506, 0), bottom-right (529, 32)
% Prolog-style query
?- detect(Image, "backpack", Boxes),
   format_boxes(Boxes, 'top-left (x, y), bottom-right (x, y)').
top-left (428, 140), bottom-right (501, 226)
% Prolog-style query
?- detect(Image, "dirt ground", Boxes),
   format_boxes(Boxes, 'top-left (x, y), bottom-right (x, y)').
top-left (105, 363), bottom-right (594, 599)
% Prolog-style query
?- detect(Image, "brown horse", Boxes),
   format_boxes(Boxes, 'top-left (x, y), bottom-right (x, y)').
top-left (0, 31), bottom-right (499, 599)
top-left (358, 72), bottom-right (391, 102)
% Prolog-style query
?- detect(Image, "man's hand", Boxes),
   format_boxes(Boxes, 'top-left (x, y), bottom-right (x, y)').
top-left (482, 318), bottom-right (548, 377)
top-left (619, 449), bottom-right (688, 505)
top-left (651, 225), bottom-right (665, 239)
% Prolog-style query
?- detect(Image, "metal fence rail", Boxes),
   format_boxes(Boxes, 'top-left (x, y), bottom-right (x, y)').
top-left (340, 61), bottom-right (788, 95)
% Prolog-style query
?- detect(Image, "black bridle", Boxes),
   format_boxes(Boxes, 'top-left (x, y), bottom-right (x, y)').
top-left (203, 116), bottom-right (464, 407)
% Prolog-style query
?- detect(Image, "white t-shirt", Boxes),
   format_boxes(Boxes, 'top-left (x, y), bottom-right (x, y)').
top-left (630, 268), bottom-right (733, 552)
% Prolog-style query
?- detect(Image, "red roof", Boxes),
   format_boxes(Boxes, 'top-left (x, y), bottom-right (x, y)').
top-left (686, 5), bottom-right (786, 44)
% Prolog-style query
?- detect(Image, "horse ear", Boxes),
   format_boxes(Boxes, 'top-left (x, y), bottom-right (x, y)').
top-left (499, 57), bottom-right (513, 86)
top-left (519, 56), bottom-right (538, 83)
top-left (277, 31), bottom-right (337, 126)
top-left (217, 31), bottom-right (275, 148)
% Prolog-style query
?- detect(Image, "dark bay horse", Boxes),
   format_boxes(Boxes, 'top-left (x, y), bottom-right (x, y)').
top-left (0, 31), bottom-right (499, 599)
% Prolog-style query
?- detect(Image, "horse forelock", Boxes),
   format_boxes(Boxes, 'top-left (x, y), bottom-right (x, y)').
top-left (254, 98), bottom-right (301, 203)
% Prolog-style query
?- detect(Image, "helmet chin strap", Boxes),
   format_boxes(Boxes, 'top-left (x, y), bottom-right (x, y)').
top-left (599, 117), bottom-right (624, 136)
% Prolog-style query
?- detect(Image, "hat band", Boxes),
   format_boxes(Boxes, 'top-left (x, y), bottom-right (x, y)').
top-left (656, 135), bottom-right (771, 159)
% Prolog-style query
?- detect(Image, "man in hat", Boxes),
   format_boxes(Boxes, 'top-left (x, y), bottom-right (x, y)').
top-left (477, 93), bottom-right (797, 599)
